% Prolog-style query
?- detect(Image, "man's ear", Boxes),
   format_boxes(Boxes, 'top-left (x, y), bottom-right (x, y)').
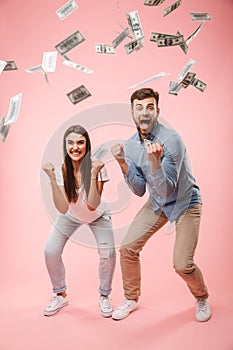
top-left (157, 107), bottom-right (160, 114)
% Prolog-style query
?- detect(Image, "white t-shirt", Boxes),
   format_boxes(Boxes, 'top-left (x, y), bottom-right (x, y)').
top-left (54, 165), bottom-right (110, 223)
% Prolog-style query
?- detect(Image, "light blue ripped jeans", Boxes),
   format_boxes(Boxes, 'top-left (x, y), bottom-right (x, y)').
top-left (44, 213), bottom-right (116, 296)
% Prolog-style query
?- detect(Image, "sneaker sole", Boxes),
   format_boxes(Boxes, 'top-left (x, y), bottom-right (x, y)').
top-left (101, 311), bottom-right (113, 318)
top-left (44, 302), bottom-right (68, 316)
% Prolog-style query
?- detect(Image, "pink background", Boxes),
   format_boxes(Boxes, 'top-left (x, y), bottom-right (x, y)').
top-left (0, 0), bottom-right (233, 349)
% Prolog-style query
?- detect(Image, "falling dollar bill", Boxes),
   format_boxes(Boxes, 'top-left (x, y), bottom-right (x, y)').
top-left (112, 28), bottom-right (129, 48)
top-left (91, 144), bottom-right (109, 160)
top-left (95, 44), bottom-right (115, 54)
top-left (168, 81), bottom-right (182, 95)
top-left (157, 34), bottom-right (184, 47)
top-left (63, 59), bottom-right (93, 73)
top-left (67, 85), bottom-right (91, 104)
top-left (3, 60), bottom-right (18, 71)
top-left (56, 0), bottom-right (78, 20)
top-left (0, 60), bottom-right (7, 74)
top-left (144, 0), bottom-right (166, 5)
top-left (0, 117), bottom-right (10, 143)
top-left (176, 30), bottom-right (188, 54)
top-left (177, 58), bottom-right (197, 81)
top-left (124, 36), bottom-right (144, 54)
top-left (55, 30), bottom-right (85, 55)
top-left (191, 77), bottom-right (207, 92)
top-left (150, 32), bottom-right (176, 43)
top-left (128, 72), bottom-right (170, 89)
top-left (4, 93), bottom-right (22, 125)
top-left (41, 68), bottom-right (50, 84)
top-left (42, 51), bottom-right (57, 72)
top-left (126, 10), bottom-right (143, 39)
top-left (185, 22), bottom-right (204, 46)
top-left (190, 13), bottom-right (211, 21)
top-left (25, 65), bottom-right (42, 73)
top-left (163, 0), bottom-right (181, 17)
top-left (181, 72), bottom-right (196, 88)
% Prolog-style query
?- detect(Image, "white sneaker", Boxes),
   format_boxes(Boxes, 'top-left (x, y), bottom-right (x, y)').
top-left (99, 296), bottom-right (113, 317)
top-left (112, 299), bottom-right (139, 320)
top-left (44, 295), bottom-right (68, 316)
top-left (195, 298), bottom-right (211, 322)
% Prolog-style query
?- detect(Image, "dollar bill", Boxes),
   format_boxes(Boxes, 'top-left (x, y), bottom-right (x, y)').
top-left (95, 44), bottom-right (115, 54)
top-left (185, 22), bottom-right (204, 46)
top-left (42, 51), bottom-right (57, 72)
top-left (56, 0), bottom-right (78, 20)
top-left (91, 144), bottom-right (109, 160)
top-left (126, 10), bottom-right (143, 39)
top-left (144, 139), bottom-right (152, 149)
top-left (0, 117), bottom-right (10, 143)
top-left (181, 72), bottom-right (196, 88)
top-left (124, 36), bottom-right (144, 54)
top-left (3, 60), bottom-right (18, 71)
top-left (55, 30), bottom-right (85, 55)
top-left (41, 68), bottom-right (50, 84)
top-left (112, 27), bottom-right (129, 48)
top-left (0, 60), bottom-right (7, 74)
top-left (67, 85), bottom-right (91, 104)
top-left (177, 58), bottom-right (196, 81)
top-left (4, 93), bottom-right (22, 125)
top-left (190, 13), bottom-right (211, 21)
top-left (168, 81), bottom-right (182, 95)
top-left (157, 34), bottom-right (184, 47)
top-left (128, 72), bottom-right (170, 89)
top-left (144, 0), bottom-right (166, 5)
top-left (150, 32), bottom-right (176, 43)
top-left (63, 59), bottom-right (93, 73)
top-left (25, 65), bottom-right (42, 73)
top-left (163, 0), bottom-right (181, 17)
top-left (176, 30), bottom-right (188, 54)
top-left (191, 77), bottom-right (207, 92)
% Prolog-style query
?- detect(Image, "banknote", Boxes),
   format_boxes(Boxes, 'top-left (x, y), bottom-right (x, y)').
top-left (150, 32), bottom-right (176, 43)
top-left (3, 60), bottom-right (18, 71)
top-left (112, 27), bottom-right (129, 48)
top-left (191, 77), bottom-right (207, 92)
top-left (124, 36), bottom-right (144, 54)
top-left (128, 72), bottom-right (170, 89)
top-left (190, 13), bottom-right (211, 21)
top-left (63, 59), bottom-right (93, 73)
top-left (42, 51), bottom-right (57, 72)
top-left (144, 139), bottom-right (152, 149)
top-left (95, 44), bottom-right (115, 54)
top-left (67, 85), bottom-right (91, 104)
top-left (157, 34), bottom-right (184, 47)
top-left (0, 117), bottom-right (10, 143)
top-left (55, 30), bottom-right (85, 55)
top-left (176, 30), bottom-right (188, 54)
top-left (56, 0), bottom-right (78, 20)
top-left (144, 0), bottom-right (166, 5)
top-left (168, 81), bottom-right (182, 95)
top-left (181, 72), bottom-right (196, 88)
top-left (25, 65), bottom-right (42, 73)
top-left (163, 0), bottom-right (181, 17)
top-left (185, 22), bottom-right (203, 46)
top-left (4, 93), bottom-right (22, 125)
top-left (91, 144), bottom-right (109, 160)
top-left (41, 68), bottom-right (50, 84)
top-left (177, 58), bottom-right (196, 81)
top-left (126, 10), bottom-right (143, 39)
top-left (0, 60), bottom-right (7, 74)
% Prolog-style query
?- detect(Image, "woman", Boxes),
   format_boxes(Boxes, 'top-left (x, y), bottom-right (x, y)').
top-left (42, 125), bottom-right (116, 317)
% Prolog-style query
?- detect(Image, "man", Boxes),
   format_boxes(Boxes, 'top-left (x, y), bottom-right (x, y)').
top-left (111, 88), bottom-right (211, 322)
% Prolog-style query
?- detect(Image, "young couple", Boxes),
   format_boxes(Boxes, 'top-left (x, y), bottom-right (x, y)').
top-left (42, 88), bottom-right (211, 322)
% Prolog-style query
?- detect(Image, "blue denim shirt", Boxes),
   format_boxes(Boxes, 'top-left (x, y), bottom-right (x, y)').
top-left (123, 122), bottom-right (202, 222)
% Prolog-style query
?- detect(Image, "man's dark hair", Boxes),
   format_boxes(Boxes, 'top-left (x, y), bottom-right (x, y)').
top-left (130, 88), bottom-right (159, 107)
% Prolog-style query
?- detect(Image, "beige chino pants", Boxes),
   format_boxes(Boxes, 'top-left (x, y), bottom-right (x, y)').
top-left (120, 199), bottom-right (209, 301)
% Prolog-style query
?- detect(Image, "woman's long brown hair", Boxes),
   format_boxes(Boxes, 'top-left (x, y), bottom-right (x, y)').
top-left (62, 125), bottom-right (91, 203)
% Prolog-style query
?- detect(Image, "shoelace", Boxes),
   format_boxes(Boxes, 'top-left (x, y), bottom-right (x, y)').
top-left (196, 299), bottom-right (207, 312)
top-left (118, 300), bottom-right (135, 310)
top-left (49, 296), bottom-right (61, 307)
top-left (100, 297), bottom-right (111, 310)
